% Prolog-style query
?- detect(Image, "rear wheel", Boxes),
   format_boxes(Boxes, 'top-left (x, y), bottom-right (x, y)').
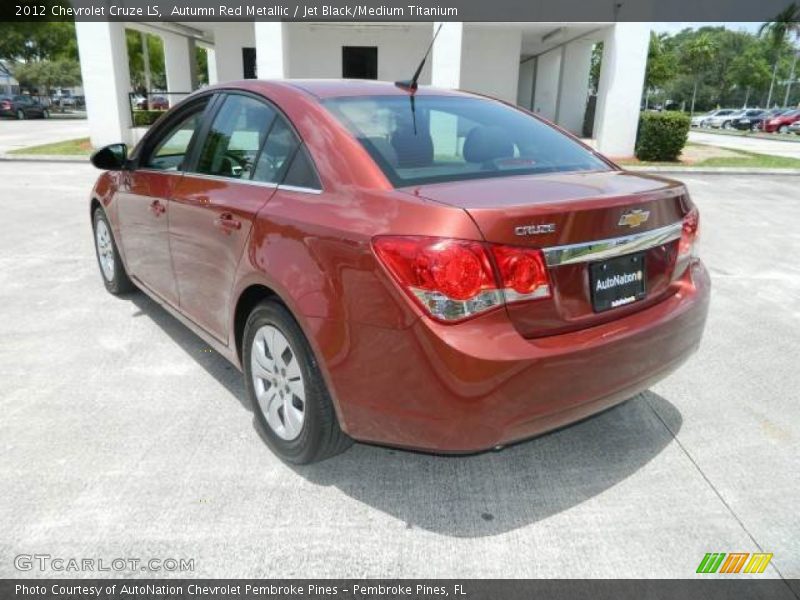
top-left (243, 300), bottom-right (351, 464)
top-left (751, 123), bottom-right (759, 132)
top-left (722, 121), bottom-right (731, 130)
top-left (16, 109), bottom-right (24, 120)
top-left (92, 208), bottom-right (135, 295)
top-left (42, 109), bottom-right (49, 119)
top-left (779, 125), bottom-right (789, 134)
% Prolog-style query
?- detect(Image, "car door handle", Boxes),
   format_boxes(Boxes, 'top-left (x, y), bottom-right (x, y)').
top-left (149, 200), bottom-right (166, 216)
top-left (214, 213), bottom-right (241, 232)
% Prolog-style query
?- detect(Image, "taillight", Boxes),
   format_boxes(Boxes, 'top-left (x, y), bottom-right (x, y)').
top-left (373, 236), bottom-right (551, 323)
top-left (678, 207), bottom-right (700, 260)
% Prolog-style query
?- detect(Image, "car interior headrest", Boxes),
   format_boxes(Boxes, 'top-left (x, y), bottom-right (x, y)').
top-left (390, 127), bottom-right (434, 168)
top-left (463, 126), bottom-right (514, 164)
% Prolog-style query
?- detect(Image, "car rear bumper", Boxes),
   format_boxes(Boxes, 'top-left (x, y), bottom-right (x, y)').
top-left (314, 259), bottom-right (710, 453)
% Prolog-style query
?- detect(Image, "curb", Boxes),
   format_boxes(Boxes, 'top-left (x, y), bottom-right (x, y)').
top-left (0, 154), bottom-right (88, 163)
top-left (625, 166), bottom-right (800, 175)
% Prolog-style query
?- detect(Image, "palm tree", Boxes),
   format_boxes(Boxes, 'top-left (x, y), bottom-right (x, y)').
top-left (681, 34), bottom-right (716, 116)
top-left (759, 3), bottom-right (800, 107)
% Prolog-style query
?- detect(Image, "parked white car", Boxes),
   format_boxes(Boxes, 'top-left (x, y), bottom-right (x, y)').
top-left (705, 109), bottom-right (744, 129)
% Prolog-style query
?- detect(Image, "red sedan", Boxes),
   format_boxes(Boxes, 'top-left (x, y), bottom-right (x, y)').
top-left (762, 109), bottom-right (800, 133)
top-left (88, 80), bottom-right (709, 463)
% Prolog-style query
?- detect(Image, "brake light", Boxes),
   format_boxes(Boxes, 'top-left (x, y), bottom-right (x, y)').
top-left (678, 207), bottom-right (699, 260)
top-left (491, 245), bottom-right (551, 301)
top-left (373, 236), bottom-right (551, 323)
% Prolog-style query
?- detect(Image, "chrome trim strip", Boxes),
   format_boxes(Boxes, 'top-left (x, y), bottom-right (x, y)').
top-left (181, 171), bottom-right (280, 189)
top-left (277, 183), bottom-right (322, 195)
top-left (543, 222), bottom-right (683, 267)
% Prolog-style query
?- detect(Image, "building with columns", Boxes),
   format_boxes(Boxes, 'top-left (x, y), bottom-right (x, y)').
top-left (74, 21), bottom-right (649, 157)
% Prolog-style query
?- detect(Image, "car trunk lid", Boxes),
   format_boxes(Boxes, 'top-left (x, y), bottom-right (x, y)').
top-left (401, 170), bottom-right (692, 337)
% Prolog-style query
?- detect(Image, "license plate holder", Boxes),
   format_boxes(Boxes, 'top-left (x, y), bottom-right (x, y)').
top-left (589, 252), bottom-right (647, 312)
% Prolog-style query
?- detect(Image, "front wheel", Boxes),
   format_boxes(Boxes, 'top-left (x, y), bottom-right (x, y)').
top-left (16, 109), bottom-right (24, 120)
top-left (722, 121), bottom-right (731, 130)
top-left (779, 125), bottom-right (789, 134)
top-left (92, 209), bottom-right (135, 295)
top-left (243, 300), bottom-right (351, 464)
top-left (42, 109), bottom-right (49, 119)
top-left (751, 123), bottom-right (759, 132)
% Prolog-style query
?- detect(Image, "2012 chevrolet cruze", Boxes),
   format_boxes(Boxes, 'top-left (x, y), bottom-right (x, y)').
top-left (89, 80), bottom-right (709, 463)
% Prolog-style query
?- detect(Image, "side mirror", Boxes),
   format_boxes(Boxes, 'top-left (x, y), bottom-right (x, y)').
top-left (90, 143), bottom-right (128, 170)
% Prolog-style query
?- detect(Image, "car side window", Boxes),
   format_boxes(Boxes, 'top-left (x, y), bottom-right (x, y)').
top-left (282, 145), bottom-right (322, 190)
top-left (195, 94), bottom-right (276, 180)
top-left (252, 116), bottom-right (300, 184)
top-left (143, 100), bottom-right (208, 171)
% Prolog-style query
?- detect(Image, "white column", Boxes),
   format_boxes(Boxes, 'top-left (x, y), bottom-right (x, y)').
top-left (533, 48), bottom-right (562, 121)
top-left (556, 38), bottom-right (594, 135)
top-left (255, 22), bottom-right (287, 79)
top-left (431, 22), bottom-right (463, 89)
top-left (75, 21), bottom-right (132, 147)
top-left (204, 47), bottom-right (218, 84)
top-left (163, 32), bottom-right (196, 105)
top-left (212, 23), bottom-right (246, 82)
top-left (593, 23), bottom-right (649, 157)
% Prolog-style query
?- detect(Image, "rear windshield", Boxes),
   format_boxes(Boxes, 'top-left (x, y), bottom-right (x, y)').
top-left (323, 95), bottom-right (609, 187)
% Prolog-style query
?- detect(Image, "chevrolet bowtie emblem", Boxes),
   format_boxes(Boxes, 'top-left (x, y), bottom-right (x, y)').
top-left (618, 209), bottom-right (650, 228)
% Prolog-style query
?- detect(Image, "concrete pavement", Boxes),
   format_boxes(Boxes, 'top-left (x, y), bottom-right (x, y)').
top-left (0, 163), bottom-right (798, 581)
top-left (690, 130), bottom-right (800, 159)
top-left (0, 118), bottom-right (89, 154)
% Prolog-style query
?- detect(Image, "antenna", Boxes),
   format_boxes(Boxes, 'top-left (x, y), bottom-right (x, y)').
top-left (395, 24), bottom-right (443, 93)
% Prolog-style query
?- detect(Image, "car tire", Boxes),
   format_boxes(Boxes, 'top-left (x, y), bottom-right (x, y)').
top-left (722, 121), bottom-right (731, 130)
top-left (779, 125), bottom-right (789, 134)
top-left (16, 109), bottom-right (24, 120)
top-left (243, 300), bottom-right (352, 464)
top-left (751, 123), bottom-right (759, 132)
top-left (42, 109), bottom-right (49, 119)
top-left (92, 208), bottom-right (136, 295)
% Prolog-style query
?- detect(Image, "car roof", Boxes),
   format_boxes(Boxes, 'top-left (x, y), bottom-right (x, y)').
top-left (203, 79), bottom-right (473, 101)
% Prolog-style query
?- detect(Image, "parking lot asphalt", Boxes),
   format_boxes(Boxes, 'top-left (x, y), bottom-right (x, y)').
top-left (0, 118), bottom-right (89, 154)
top-left (0, 162), bottom-right (798, 583)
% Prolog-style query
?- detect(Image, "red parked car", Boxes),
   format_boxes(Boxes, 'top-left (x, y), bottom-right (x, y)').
top-left (762, 109), bottom-right (800, 133)
top-left (89, 80), bottom-right (709, 463)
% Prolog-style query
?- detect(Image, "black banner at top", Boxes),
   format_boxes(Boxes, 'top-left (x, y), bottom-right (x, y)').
top-left (2, 0), bottom-right (800, 22)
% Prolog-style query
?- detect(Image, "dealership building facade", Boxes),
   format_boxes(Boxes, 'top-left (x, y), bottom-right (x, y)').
top-left (74, 21), bottom-right (648, 156)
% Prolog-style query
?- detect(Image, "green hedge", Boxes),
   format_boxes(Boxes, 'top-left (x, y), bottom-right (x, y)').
top-left (132, 109), bottom-right (165, 127)
top-left (635, 111), bottom-right (690, 162)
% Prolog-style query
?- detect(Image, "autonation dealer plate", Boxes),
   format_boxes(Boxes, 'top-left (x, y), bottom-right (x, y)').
top-left (590, 253), bottom-right (647, 312)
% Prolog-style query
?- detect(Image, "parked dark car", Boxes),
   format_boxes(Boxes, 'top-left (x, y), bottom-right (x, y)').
top-left (87, 80), bottom-right (709, 463)
top-left (0, 95), bottom-right (50, 119)
top-left (731, 109), bottom-right (767, 131)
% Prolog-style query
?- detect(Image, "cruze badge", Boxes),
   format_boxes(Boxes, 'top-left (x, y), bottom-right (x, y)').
top-left (618, 209), bottom-right (650, 228)
top-left (514, 223), bottom-right (556, 236)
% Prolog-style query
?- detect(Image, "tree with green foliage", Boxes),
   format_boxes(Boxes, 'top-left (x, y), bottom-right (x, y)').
top-left (759, 2), bottom-right (800, 107)
top-left (0, 22), bottom-right (78, 63)
top-left (644, 32), bottom-right (677, 108)
top-left (679, 33), bottom-right (717, 115)
top-left (729, 45), bottom-right (773, 107)
top-left (12, 58), bottom-right (81, 96)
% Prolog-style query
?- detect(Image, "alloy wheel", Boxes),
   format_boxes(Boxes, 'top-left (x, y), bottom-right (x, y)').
top-left (250, 325), bottom-right (306, 441)
top-left (94, 219), bottom-right (115, 282)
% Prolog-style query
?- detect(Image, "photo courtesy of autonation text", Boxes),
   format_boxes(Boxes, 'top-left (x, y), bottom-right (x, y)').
top-left (0, 0), bottom-right (798, 598)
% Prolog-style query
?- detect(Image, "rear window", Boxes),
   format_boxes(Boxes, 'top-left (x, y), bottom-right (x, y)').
top-left (323, 95), bottom-right (609, 187)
